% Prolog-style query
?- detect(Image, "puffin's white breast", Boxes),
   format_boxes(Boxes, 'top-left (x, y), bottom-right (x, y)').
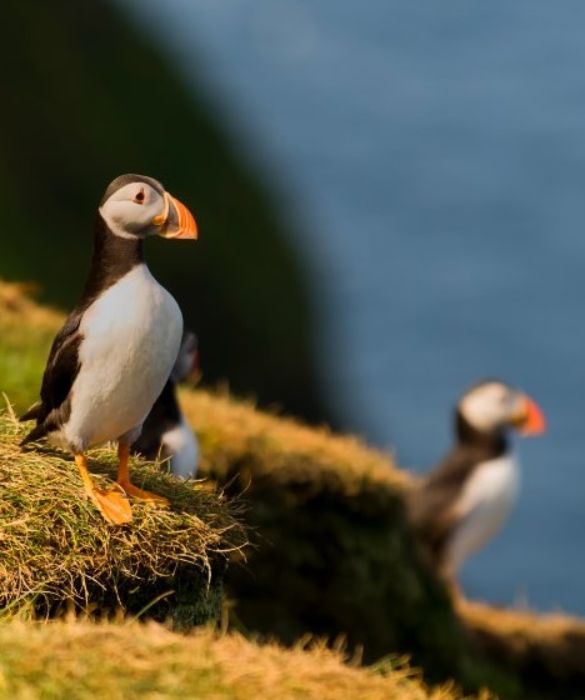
top-left (64, 264), bottom-right (182, 450)
top-left (445, 454), bottom-right (520, 575)
top-left (161, 415), bottom-right (199, 479)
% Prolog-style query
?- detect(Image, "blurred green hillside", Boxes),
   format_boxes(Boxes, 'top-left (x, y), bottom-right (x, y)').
top-left (0, 0), bottom-right (325, 422)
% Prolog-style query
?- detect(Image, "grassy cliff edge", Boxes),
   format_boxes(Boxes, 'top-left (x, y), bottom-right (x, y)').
top-left (2, 281), bottom-right (585, 699)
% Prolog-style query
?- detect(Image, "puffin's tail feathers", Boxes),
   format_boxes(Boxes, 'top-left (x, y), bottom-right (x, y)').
top-left (20, 421), bottom-right (52, 447)
top-left (20, 402), bottom-right (42, 422)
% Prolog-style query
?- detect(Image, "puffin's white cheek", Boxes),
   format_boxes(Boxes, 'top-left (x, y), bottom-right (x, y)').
top-left (101, 201), bottom-right (154, 237)
top-left (461, 395), bottom-right (507, 432)
top-left (126, 201), bottom-right (162, 233)
top-left (115, 202), bottom-right (143, 228)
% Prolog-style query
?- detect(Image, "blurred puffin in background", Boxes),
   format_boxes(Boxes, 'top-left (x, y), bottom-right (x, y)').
top-left (409, 379), bottom-right (546, 582)
top-left (20, 174), bottom-right (197, 524)
top-left (132, 330), bottom-right (200, 479)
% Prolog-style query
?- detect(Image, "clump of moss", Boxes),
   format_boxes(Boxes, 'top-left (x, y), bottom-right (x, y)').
top-left (0, 410), bottom-right (246, 626)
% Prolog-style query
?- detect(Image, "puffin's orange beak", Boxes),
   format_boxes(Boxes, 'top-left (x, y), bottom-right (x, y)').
top-left (512, 395), bottom-right (546, 436)
top-left (154, 192), bottom-right (198, 240)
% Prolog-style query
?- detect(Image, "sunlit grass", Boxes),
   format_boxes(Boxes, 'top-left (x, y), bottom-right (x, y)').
top-left (0, 618), bottom-right (483, 700)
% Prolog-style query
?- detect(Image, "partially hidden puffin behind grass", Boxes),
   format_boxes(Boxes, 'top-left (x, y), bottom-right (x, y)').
top-left (132, 330), bottom-right (200, 479)
top-left (20, 174), bottom-right (197, 524)
top-left (409, 379), bottom-right (546, 582)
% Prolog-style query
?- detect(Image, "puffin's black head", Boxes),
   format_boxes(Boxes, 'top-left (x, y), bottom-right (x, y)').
top-left (456, 379), bottom-right (546, 443)
top-left (171, 331), bottom-right (199, 383)
top-left (98, 174), bottom-right (198, 241)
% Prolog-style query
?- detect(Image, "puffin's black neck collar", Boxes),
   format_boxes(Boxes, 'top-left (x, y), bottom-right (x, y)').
top-left (81, 214), bottom-right (144, 306)
top-left (455, 409), bottom-right (508, 458)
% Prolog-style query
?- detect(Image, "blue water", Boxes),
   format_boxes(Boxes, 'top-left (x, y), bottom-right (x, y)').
top-left (118, 0), bottom-right (585, 614)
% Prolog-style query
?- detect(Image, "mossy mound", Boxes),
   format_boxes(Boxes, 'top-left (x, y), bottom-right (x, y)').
top-left (181, 390), bottom-right (513, 695)
top-left (0, 410), bottom-right (246, 626)
top-left (185, 389), bottom-right (585, 698)
top-left (0, 618), bottom-right (481, 700)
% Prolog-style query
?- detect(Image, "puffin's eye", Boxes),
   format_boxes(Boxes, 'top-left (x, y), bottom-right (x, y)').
top-left (134, 188), bottom-right (145, 204)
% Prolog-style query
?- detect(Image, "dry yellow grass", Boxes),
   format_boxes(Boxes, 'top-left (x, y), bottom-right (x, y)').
top-left (0, 618), bottom-right (485, 700)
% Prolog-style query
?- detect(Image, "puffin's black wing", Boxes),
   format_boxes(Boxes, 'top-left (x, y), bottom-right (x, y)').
top-left (20, 311), bottom-right (83, 445)
top-left (408, 448), bottom-right (479, 564)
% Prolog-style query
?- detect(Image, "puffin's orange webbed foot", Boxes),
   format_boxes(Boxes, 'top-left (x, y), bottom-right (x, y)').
top-left (88, 487), bottom-right (133, 524)
top-left (75, 453), bottom-right (132, 525)
top-left (116, 443), bottom-right (170, 507)
top-left (116, 481), bottom-right (170, 506)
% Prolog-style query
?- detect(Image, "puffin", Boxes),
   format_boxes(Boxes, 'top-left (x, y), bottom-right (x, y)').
top-left (20, 174), bottom-right (197, 524)
top-left (409, 379), bottom-right (546, 581)
top-left (132, 330), bottom-right (200, 479)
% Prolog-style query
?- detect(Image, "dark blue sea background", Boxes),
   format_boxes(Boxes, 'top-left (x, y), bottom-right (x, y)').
top-left (119, 0), bottom-right (585, 614)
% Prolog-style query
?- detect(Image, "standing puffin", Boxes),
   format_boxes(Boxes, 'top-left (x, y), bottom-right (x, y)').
top-left (409, 380), bottom-right (546, 581)
top-left (20, 174), bottom-right (197, 524)
top-left (132, 330), bottom-right (200, 479)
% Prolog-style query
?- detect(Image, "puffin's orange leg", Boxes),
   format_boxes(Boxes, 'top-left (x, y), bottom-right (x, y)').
top-left (74, 453), bottom-right (132, 525)
top-left (116, 443), bottom-right (169, 506)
